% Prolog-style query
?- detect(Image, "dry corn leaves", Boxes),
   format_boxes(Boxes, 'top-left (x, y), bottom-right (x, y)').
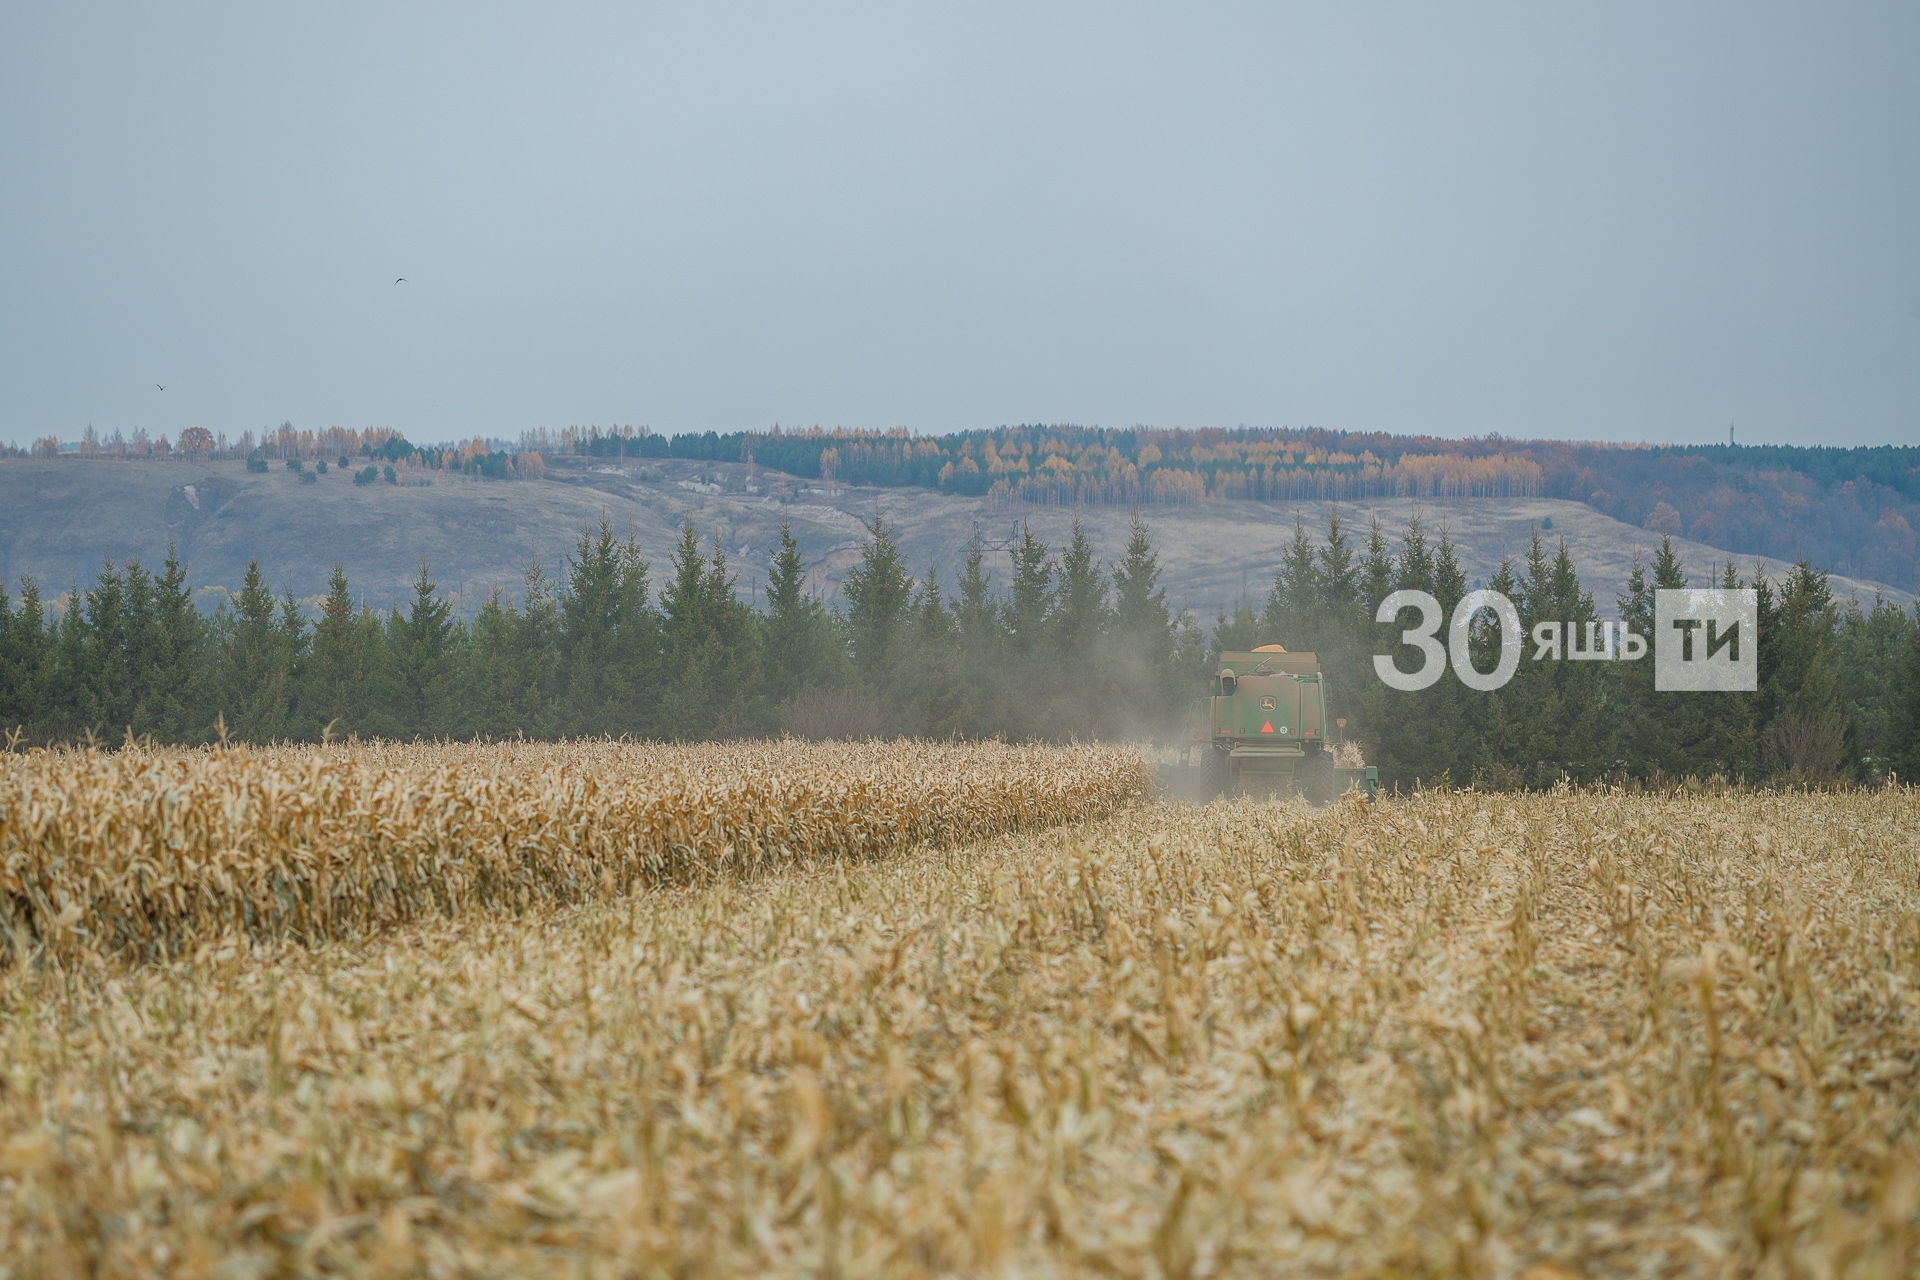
top-left (0, 739), bottom-right (1150, 962)
top-left (2, 764), bottom-right (1919, 1277)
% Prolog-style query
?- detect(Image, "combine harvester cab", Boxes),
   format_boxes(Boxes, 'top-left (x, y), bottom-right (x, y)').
top-left (1168, 645), bottom-right (1379, 803)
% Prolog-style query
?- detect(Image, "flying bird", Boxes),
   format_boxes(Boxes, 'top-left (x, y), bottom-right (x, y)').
top-left (156, 383), bottom-right (166, 391)
top-left (394, 277), bottom-right (407, 285)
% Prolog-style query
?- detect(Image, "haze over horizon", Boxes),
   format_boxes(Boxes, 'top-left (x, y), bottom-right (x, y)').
top-left (4, 3), bottom-right (1916, 453)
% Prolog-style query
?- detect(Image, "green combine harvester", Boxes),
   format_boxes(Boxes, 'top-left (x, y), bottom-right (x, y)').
top-left (1166, 645), bottom-right (1379, 803)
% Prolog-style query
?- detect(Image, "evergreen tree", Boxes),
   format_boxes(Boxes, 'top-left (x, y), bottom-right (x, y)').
top-left (0, 576), bottom-right (53, 738)
top-left (559, 519), bottom-right (653, 735)
top-left (1372, 520), bottom-right (1454, 785)
top-left (115, 558), bottom-right (166, 738)
top-left (699, 536), bottom-right (760, 734)
top-left (1650, 534), bottom-right (1689, 594)
top-left (462, 587), bottom-right (520, 740)
top-left (1004, 521), bottom-right (1052, 661)
top-left (351, 604), bottom-right (402, 738)
top-left (1544, 538), bottom-right (1607, 780)
top-left (130, 558), bottom-right (175, 737)
top-left (1262, 518), bottom-right (1320, 648)
top-left (1614, 551), bottom-right (1657, 777)
top-left (508, 560), bottom-right (564, 738)
top-left (659, 525), bottom-right (756, 738)
top-left (1046, 519), bottom-right (1107, 735)
top-left (1109, 512), bottom-right (1177, 735)
top-left (52, 580), bottom-right (90, 740)
top-left (659, 530), bottom-right (703, 659)
top-left (1347, 518), bottom-right (1398, 774)
top-left (1428, 527), bottom-right (1480, 774)
top-left (1893, 603), bottom-right (1920, 781)
top-left (0, 576), bottom-right (15, 733)
top-left (763, 523), bottom-right (839, 700)
top-left (1171, 609), bottom-right (1211, 710)
top-left (1618, 553), bottom-right (1653, 641)
top-left (955, 540), bottom-right (999, 652)
top-left (1051, 519), bottom-right (1107, 658)
top-left (1433, 528), bottom-right (1466, 615)
top-left (1361, 516), bottom-right (1396, 629)
top-left (1316, 510), bottom-right (1361, 636)
top-left (1500, 528), bottom-right (1563, 786)
top-left (1704, 559), bottom-right (1760, 778)
top-left (907, 566), bottom-right (966, 736)
top-left (310, 564), bottom-right (364, 737)
top-left (1633, 540), bottom-right (1680, 773)
top-left (388, 560), bottom-right (456, 738)
top-left (81, 557), bottom-right (133, 735)
top-left (1307, 511), bottom-right (1366, 739)
top-left (914, 566), bottom-right (953, 644)
top-left (953, 538), bottom-right (1008, 736)
top-left (146, 540), bottom-right (208, 741)
top-left (222, 560), bottom-right (292, 741)
top-left (276, 586), bottom-right (311, 737)
top-left (842, 511), bottom-right (914, 680)
top-left (1833, 595), bottom-right (1912, 781)
top-left (1211, 603), bottom-right (1261, 655)
top-left (1647, 535), bottom-right (1722, 777)
top-left (1465, 557), bottom-right (1526, 785)
top-left (1758, 559), bottom-right (1845, 780)
top-left (1396, 515), bottom-right (1436, 601)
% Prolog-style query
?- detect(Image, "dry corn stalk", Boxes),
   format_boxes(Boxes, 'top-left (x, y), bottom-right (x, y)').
top-left (0, 739), bottom-right (1150, 962)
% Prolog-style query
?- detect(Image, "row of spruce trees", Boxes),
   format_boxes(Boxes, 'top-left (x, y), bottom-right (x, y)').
top-left (0, 515), bottom-right (1189, 749)
top-left (1, 509), bottom-right (1915, 787)
top-left (1216, 516), bottom-right (1919, 787)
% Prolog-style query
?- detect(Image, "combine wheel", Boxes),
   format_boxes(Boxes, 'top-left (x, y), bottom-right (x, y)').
top-left (1304, 748), bottom-right (1338, 806)
top-left (1203, 746), bottom-right (1231, 800)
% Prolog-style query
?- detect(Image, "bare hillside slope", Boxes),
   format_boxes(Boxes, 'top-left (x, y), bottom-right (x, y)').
top-left (4, 457), bottom-right (1909, 619)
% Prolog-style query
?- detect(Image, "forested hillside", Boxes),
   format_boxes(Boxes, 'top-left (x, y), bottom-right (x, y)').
top-left (15, 423), bottom-right (1913, 592)
top-left (555, 425), bottom-right (1919, 591)
top-left (554, 427), bottom-right (1920, 592)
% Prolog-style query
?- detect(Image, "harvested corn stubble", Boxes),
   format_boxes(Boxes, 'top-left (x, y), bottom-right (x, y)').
top-left (2, 768), bottom-right (1917, 1276)
top-left (0, 739), bottom-right (1151, 962)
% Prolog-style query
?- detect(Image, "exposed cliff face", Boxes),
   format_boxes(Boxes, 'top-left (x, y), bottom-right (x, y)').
top-left (3, 456), bottom-right (1909, 619)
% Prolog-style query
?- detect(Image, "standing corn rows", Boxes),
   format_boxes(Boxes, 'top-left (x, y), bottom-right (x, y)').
top-left (0, 739), bottom-right (1151, 962)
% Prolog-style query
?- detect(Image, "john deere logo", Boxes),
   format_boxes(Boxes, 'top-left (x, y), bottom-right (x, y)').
top-left (1258, 696), bottom-right (1277, 711)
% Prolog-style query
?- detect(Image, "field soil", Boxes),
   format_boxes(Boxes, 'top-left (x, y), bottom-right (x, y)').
top-left (3, 456), bottom-right (1909, 617)
top-left (3, 750), bottom-right (1916, 1276)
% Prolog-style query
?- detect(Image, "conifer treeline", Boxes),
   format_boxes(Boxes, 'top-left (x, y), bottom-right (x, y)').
top-left (1, 512), bottom-right (1914, 788)
top-left (0, 516), bottom-right (1191, 749)
top-left (1222, 516), bottom-right (1920, 788)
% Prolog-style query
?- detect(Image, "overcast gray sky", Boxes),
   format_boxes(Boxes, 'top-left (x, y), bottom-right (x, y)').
top-left (3, 2), bottom-right (1916, 451)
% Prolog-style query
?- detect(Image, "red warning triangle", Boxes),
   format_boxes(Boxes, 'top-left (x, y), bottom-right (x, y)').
top-left (1260, 720), bottom-right (1274, 734)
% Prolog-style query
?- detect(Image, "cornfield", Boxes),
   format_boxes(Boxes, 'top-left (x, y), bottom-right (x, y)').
top-left (2, 748), bottom-right (1918, 1277)
top-left (0, 739), bottom-right (1150, 963)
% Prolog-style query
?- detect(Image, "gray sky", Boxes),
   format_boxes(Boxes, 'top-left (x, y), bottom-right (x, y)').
top-left (4, 2), bottom-right (1916, 451)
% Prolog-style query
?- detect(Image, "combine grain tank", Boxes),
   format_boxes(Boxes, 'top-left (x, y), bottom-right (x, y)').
top-left (1170, 645), bottom-right (1378, 802)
